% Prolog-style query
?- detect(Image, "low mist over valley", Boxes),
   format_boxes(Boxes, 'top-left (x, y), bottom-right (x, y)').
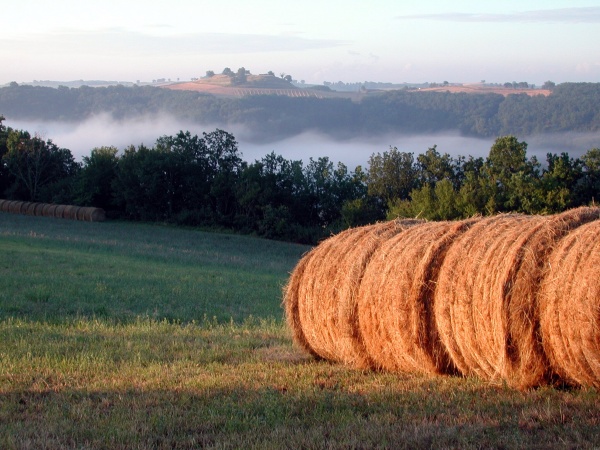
top-left (5, 114), bottom-right (600, 169)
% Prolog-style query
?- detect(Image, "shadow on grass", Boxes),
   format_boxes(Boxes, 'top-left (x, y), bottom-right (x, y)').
top-left (1, 381), bottom-right (599, 449)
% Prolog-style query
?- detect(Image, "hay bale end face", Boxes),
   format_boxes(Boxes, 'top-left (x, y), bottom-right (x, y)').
top-left (284, 219), bottom-right (422, 367)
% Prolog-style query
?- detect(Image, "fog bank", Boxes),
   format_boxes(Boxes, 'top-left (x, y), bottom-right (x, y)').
top-left (4, 115), bottom-right (599, 169)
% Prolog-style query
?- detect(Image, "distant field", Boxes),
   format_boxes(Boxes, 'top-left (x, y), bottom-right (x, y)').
top-left (417, 84), bottom-right (552, 97)
top-left (0, 214), bottom-right (598, 449)
top-left (164, 75), bottom-right (550, 99)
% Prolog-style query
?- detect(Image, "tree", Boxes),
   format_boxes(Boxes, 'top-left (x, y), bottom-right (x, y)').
top-left (416, 145), bottom-right (456, 187)
top-left (537, 152), bottom-right (582, 212)
top-left (542, 80), bottom-right (556, 90)
top-left (2, 130), bottom-right (79, 202)
top-left (75, 146), bottom-right (119, 210)
top-left (205, 70), bottom-right (215, 78)
top-left (233, 67), bottom-right (247, 85)
top-left (576, 148), bottom-right (600, 204)
top-left (482, 136), bottom-right (540, 213)
top-left (367, 147), bottom-right (417, 206)
top-left (0, 115), bottom-right (10, 196)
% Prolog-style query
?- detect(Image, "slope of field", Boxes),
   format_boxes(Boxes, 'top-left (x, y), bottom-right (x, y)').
top-left (0, 213), bottom-right (309, 323)
top-left (163, 73), bottom-right (355, 99)
top-left (164, 75), bottom-right (551, 98)
top-left (416, 83), bottom-right (552, 97)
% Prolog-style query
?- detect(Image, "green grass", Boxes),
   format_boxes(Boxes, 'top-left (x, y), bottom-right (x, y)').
top-left (0, 214), bottom-right (308, 323)
top-left (0, 213), bottom-right (599, 449)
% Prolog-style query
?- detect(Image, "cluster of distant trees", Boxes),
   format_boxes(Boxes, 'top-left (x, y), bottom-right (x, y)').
top-left (2, 116), bottom-right (599, 244)
top-left (1, 82), bottom-right (599, 142)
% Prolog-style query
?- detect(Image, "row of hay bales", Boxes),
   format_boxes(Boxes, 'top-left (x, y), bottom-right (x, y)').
top-left (0, 199), bottom-right (106, 222)
top-left (284, 207), bottom-right (600, 389)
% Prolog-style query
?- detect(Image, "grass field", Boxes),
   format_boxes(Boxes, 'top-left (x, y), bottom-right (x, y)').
top-left (0, 214), bottom-right (598, 449)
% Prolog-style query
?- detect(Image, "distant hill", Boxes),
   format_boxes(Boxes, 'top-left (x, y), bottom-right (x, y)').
top-left (0, 81), bottom-right (598, 142)
top-left (164, 74), bottom-right (352, 99)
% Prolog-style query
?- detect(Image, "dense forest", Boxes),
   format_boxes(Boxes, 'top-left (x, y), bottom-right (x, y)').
top-left (2, 115), bottom-right (599, 244)
top-left (0, 82), bottom-right (599, 141)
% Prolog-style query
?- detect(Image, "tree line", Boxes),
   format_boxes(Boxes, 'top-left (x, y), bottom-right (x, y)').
top-left (1, 116), bottom-right (599, 244)
top-left (1, 82), bottom-right (599, 141)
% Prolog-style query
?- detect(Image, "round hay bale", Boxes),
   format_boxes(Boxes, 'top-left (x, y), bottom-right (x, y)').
top-left (42, 204), bottom-right (58, 217)
top-left (76, 207), bottom-right (88, 221)
top-left (284, 219), bottom-right (422, 366)
top-left (79, 207), bottom-right (93, 221)
top-left (88, 208), bottom-right (106, 222)
top-left (8, 201), bottom-right (23, 214)
top-left (33, 203), bottom-right (45, 216)
top-left (326, 219), bottom-right (423, 368)
top-left (290, 225), bottom-right (360, 362)
top-left (0, 199), bottom-right (9, 212)
top-left (62, 205), bottom-right (80, 220)
top-left (539, 219), bottom-right (600, 388)
top-left (357, 218), bottom-right (480, 375)
top-left (16, 201), bottom-right (30, 214)
top-left (26, 202), bottom-right (39, 215)
top-left (54, 204), bottom-right (67, 219)
top-left (283, 246), bottom-right (322, 359)
top-left (434, 208), bottom-right (600, 389)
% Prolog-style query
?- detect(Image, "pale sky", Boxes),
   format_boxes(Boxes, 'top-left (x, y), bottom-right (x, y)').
top-left (1, 0), bottom-right (599, 85)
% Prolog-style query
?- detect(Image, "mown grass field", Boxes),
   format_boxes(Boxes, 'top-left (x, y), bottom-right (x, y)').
top-left (0, 214), bottom-right (598, 449)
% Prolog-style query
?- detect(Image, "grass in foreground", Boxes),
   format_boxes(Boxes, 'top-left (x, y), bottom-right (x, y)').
top-left (0, 214), bottom-right (598, 449)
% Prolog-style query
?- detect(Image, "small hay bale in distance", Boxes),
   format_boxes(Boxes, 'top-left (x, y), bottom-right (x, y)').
top-left (89, 207), bottom-right (106, 222)
top-left (357, 218), bottom-right (479, 375)
top-left (42, 204), bottom-right (59, 217)
top-left (9, 201), bottom-right (24, 214)
top-left (33, 203), bottom-right (45, 216)
top-left (62, 205), bottom-right (80, 220)
top-left (26, 202), bottom-right (38, 215)
top-left (54, 204), bottom-right (67, 218)
top-left (0, 199), bottom-right (7, 212)
top-left (539, 217), bottom-right (600, 388)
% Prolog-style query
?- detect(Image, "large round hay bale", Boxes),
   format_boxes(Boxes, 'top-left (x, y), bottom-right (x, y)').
top-left (434, 208), bottom-right (600, 388)
top-left (0, 199), bottom-right (9, 212)
top-left (358, 218), bottom-right (479, 375)
top-left (284, 246), bottom-right (322, 359)
top-left (539, 219), bottom-right (600, 388)
top-left (284, 219), bottom-right (422, 367)
top-left (327, 219), bottom-right (423, 368)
